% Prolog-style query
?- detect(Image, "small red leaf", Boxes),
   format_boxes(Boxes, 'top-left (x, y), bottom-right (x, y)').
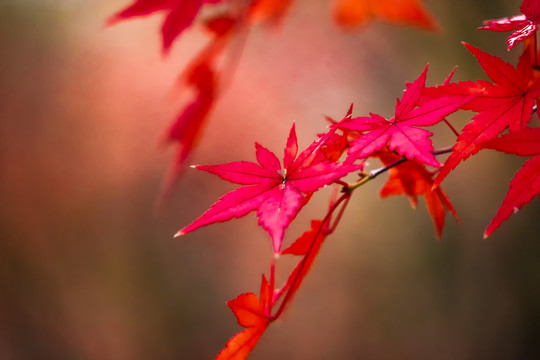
top-left (217, 276), bottom-right (272, 360)
top-left (484, 155), bottom-right (540, 238)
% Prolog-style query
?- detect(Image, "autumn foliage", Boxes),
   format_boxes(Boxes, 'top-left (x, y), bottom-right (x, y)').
top-left (108, 0), bottom-right (540, 358)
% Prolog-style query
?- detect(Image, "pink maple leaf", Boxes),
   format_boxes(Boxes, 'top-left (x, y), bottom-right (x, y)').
top-left (176, 123), bottom-right (362, 253)
top-left (340, 65), bottom-right (469, 167)
top-left (479, 0), bottom-right (540, 50)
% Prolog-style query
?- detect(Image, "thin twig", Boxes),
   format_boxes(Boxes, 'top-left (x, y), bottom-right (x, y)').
top-left (268, 193), bottom-right (351, 321)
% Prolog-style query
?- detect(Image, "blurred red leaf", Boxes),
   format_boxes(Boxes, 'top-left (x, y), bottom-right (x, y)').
top-left (108, 0), bottom-right (225, 52)
top-left (333, 0), bottom-right (439, 31)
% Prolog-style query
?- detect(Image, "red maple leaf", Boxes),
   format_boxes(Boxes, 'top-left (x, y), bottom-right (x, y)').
top-left (107, 0), bottom-right (224, 52)
top-left (377, 152), bottom-right (458, 238)
top-left (481, 128), bottom-right (540, 237)
top-left (176, 123), bottom-right (362, 253)
top-left (479, 0), bottom-right (540, 50)
top-left (278, 220), bottom-right (327, 302)
top-left (333, 0), bottom-right (439, 31)
top-left (216, 275), bottom-right (272, 360)
top-left (340, 65), bottom-right (468, 167)
top-left (432, 43), bottom-right (540, 187)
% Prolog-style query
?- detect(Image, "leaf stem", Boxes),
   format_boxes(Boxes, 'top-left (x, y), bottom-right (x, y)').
top-left (268, 192), bottom-right (351, 321)
top-left (443, 118), bottom-right (460, 137)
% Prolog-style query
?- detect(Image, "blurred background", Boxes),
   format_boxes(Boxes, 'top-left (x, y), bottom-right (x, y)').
top-left (1, 0), bottom-right (540, 359)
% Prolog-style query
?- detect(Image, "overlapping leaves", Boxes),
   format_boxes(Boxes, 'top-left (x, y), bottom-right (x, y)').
top-left (340, 65), bottom-right (470, 168)
top-left (424, 43), bottom-right (540, 184)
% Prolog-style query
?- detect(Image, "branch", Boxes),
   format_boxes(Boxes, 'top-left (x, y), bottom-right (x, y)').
top-left (268, 192), bottom-right (351, 321)
top-left (345, 146), bottom-right (454, 191)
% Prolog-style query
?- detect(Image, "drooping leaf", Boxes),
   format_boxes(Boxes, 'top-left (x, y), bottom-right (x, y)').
top-left (216, 276), bottom-right (272, 360)
top-left (479, 0), bottom-right (540, 50)
top-left (156, 55), bottom-right (220, 206)
top-left (333, 0), bottom-right (439, 31)
top-left (432, 43), bottom-right (540, 187)
top-left (481, 128), bottom-right (540, 237)
top-left (177, 123), bottom-right (362, 252)
top-left (278, 220), bottom-right (327, 303)
top-left (281, 220), bottom-right (325, 256)
top-left (341, 65), bottom-right (469, 167)
top-left (377, 152), bottom-right (458, 238)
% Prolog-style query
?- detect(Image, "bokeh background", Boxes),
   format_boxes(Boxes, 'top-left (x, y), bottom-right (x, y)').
top-left (1, 0), bottom-right (540, 359)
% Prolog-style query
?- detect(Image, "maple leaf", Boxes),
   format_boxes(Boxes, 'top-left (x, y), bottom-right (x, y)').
top-left (107, 0), bottom-right (224, 52)
top-left (340, 65), bottom-right (468, 167)
top-left (481, 128), bottom-right (540, 238)
top-left (479, 0), bottom-right (540, 50)
top-left (276, 219), bottom-right (328, 308)
top-left (333, 0), bottom-right (439, 31)
top-left (432, 43), bottom-right (540, 187)
top-left (216, 275), bottom-right (272, 360)
top-left (377, 152), bottom-right (458, 238)
top-left (176, 123), bottom-right (362, 253)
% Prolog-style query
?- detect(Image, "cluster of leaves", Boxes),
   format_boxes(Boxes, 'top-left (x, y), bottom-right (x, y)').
top-left (108, 0), bottom-right (540, 359)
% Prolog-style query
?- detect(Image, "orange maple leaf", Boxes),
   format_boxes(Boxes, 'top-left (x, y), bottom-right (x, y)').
top-left (378, 152), bottom-right (458, 238)
top-left (216, 276), bottom-right (272, 360)
top-left (333, 0), bottom-right (439, 31)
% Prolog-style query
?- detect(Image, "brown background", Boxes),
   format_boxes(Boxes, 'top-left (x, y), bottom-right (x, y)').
top-left (1, 1), bottom-right (539, 359)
